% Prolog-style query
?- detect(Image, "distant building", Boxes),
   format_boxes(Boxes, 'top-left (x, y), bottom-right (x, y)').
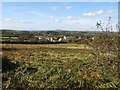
top-left (64, 36), bottom-right (67, 39)
top-left (64, 36), bottom-right (73, 40)
top-left (58, 38), bottom-right (62, 41)
top-left (34, 35), bottom-right (73, 42)
top-left (34, 36), bottom-right (58, 42)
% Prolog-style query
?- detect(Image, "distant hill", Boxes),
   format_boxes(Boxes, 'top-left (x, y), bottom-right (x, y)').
top-left (0, 29), bottom-right (101, 34)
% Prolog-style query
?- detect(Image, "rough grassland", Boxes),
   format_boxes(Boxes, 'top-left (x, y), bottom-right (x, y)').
top-left (1, 44), bottom-right (119, 89)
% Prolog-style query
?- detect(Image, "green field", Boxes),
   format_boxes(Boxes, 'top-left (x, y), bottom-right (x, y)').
top-left (1, 37), bottom-right (18, 39)
top-left (2, 44), bottom-right (119, 89)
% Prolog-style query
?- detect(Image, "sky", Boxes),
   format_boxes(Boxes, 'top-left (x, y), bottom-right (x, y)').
top-left (1, 2), bottom-right (118, 31)
top-left (1, 0), bottom-right (120, 2)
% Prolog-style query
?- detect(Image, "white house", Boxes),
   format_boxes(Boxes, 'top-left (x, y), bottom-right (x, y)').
top-left (58, 38), bottom-right (62, 41)
top-left (64, 36), bottom-right (67, 39)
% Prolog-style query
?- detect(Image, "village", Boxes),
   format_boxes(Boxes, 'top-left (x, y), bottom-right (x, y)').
top-left (33, 35), bottom-right (73, 42)
top-left (1, 30), bottom-right (99, 44)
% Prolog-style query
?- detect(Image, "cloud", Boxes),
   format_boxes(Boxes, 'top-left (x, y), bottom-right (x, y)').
top-left (95, 10), bottom-right (103, 14)
top-left (71, 19), bottom-right (80, 24)
top-left (66, 16), bottom-right (78, 20)
top-left (49, 15), bottom-right (61, 23)
top-left (0, 5), bottom-right (2, 11)
top-left (51, 7), bottom-right (59, 11)
top-left (30, 12), bottom-right (43, 16)
top-left (107, 10), bottom-right (116, 14)
top-left (49, 15), bottom-right (54, 18)
top-left (83, 10), bottom-right (104, 16)
top-left (66, 16), bottom-right (80, 24)
top-left (66, 5), bottom-right (73, 10)
top-left (19, 20), bottom-right (34, 24)
top-left (3, 18), bottom-right (12, 22)
top-left (54, 19), bottom-right (60, 23)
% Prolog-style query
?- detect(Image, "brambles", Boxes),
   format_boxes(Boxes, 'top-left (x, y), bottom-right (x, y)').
top-left (85, 17), bottom-right (119, 89)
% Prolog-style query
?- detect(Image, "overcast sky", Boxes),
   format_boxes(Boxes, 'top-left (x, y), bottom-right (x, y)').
top-left (2, 2), bottom-right (118, 31)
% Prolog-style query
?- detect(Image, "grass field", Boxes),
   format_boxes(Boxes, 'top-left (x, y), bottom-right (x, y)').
top-left (1, 44), bottom-right (119, 89)
top-left (1, 37), bottom-right (18, 39)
